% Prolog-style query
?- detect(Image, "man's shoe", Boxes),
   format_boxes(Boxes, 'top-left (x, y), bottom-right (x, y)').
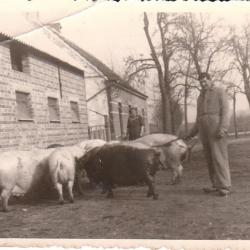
top-left (203, 187), bottom-right (218, 193)
top-left (217, 189), bottom-right (230, 197)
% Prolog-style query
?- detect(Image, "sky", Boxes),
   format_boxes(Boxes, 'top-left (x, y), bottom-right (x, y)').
top-left (1, 0), bottom-right (250, 121)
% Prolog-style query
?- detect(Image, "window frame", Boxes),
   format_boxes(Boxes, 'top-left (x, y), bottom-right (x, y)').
top-left (10, 43), bottom-right (24, 72)
top-left (70, 101), bottom-right (80, 123)
top-left (48, 97), bottom-right (60, 123)
top-left (15, 91), bottom-right (33, 122)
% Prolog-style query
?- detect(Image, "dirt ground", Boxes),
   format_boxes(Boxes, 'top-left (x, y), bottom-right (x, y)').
top-left (1, 138), bottom-right (250, 239)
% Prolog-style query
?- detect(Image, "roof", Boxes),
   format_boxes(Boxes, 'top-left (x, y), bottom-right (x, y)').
top-left (0, 32), bottom-right (84, 75)
top-left (0, 15), bottom-right (147, 99)
top-left (52, 29), bottom-right (148, 99)
top-left (0, 12), bottom-right (83, 71)
top-left (17, 27), bottom-right (84, 71)
top-left (54, 32), bottom-right (121, 81)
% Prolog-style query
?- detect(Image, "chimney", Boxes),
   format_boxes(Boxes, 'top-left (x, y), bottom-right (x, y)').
top-left (47, 23), bottom-right (62, 33)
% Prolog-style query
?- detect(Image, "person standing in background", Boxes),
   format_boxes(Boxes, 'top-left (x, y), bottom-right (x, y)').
top-left (126, 107), bottom-right (144, 140)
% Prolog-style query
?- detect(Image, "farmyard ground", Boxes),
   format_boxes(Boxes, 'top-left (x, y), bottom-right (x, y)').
top-left (0, 137), bottom-right (250, 239)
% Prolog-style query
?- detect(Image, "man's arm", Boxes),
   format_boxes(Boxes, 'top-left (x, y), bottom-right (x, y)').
top-left (218, 88), bottom-right (230, 136)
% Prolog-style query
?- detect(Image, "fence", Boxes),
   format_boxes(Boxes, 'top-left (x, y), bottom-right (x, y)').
top-left (88, 125), bottom-right (108, 140)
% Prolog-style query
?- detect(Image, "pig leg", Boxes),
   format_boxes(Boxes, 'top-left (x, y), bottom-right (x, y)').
top-left (105, 183), bottom-right (114, 198)
top-left (1, 188), bottom-right (12, 212)
top-left (159, 152), bottom-right (168, 170)
top-left (55, 183), bottom-right (64, 205)
top-left (76, 175), bottom-right (84, 196)
top-left (172, 169), bottom-right (179, 184)
top-left (144, 174), bottom-right (158, 200)
top-left (101, 182), bottom-right (114, 194)
top-left (75, 168), bottom-right (85, 196)
top-left (146, 176), bottom-right (155, 197)
top-left (67, 180), bottom-right (74, 203)
top-left (146, 189), bottom-right (153, 197)
top-left (171, 164), bottom-right (183, 185)
top-left (106, 189), bottom-right (114, 198)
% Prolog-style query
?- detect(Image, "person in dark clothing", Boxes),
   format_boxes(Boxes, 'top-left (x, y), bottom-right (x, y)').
top-left (126, 107), bottom-right (144, 140)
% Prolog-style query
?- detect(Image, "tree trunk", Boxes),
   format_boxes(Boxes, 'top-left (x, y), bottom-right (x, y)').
top-left (184, 54), bottom-right (191, 135)
top-left (243, 70), bottom-right (250, 108)
top-left (161, 91), bottom-right (173, 134)
top-left (244, 85), bottom-right (250, 109)
top-left (233, 92), bottom-right (238, 139)
top-left (184, 85), bottom-right (188, 135)
top-left (143, 13), bottom-right (174, 134)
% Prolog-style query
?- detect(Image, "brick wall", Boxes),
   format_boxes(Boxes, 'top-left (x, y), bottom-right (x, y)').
top-left (40, 29), bottom-right (110, 128)
top-left (0, 44), bottom-right (88, 151)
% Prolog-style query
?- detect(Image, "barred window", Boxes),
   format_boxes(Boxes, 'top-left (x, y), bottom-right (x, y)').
top-left (16, 91), bottom-right (33, 121)
top-left (70, 101), bottom-right (80, 123)
top-left (10, 44), bottom-right (23, 72)
top-left (48, 97), bottom-right (60, 122)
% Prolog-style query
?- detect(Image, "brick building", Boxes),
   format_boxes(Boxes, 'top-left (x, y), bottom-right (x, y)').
top-left (43, 25), bottom-right (149, 140)
top-left (0, 32), bottom-right (88, 151)
top-left (0, 20), bottom-right (149, 151)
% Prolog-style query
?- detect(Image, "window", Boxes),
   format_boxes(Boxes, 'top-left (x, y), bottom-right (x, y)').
top-left (16, 91), bottom-right (33, 121)
top-left (10, 44), bottom-right (23, 72)
top-left (118, 102), bottom-right (124, 136)
top-left (70, 101), bottom-right (80, 123)
top-left (48, 97), bottom-right (60, 122)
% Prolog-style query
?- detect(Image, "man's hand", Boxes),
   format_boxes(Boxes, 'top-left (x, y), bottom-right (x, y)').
top-left (216, 128), bottom-right (227, 139)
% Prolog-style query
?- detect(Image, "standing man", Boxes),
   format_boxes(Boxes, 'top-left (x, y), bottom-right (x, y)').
top-left (126, 107), bottom-right (144, 140)
top-left (186, 72), bottom-right (231, 196)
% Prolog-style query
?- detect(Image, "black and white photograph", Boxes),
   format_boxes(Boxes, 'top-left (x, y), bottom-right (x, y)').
top-left (0, 0), bottom-right (250, 247)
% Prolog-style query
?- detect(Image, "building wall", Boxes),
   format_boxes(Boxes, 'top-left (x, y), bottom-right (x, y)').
top-left (42, 29), bottom-right (147, 139)
top-left (110, 86), bottom-right (148, 140)
top-left (0, 44), bottom-right (88, 151)
top-left (41, 29), bottom-right (109, 128)
top-left (84, 77), bottom-right (109, 127)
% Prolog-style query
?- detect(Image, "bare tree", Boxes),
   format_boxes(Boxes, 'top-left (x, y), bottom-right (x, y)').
top-left (142, 12), bottom-right (183, 133)
top-left (124, 13), bottom-right (183, 133)
top-left (226, 82), bottom-right (245, 138)
top-left (230, 23), bottom-right (250, 108)
top-left (176, 13), bottom-right (230, 86)
top-left (125, 13), bottom-right (231, 134)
